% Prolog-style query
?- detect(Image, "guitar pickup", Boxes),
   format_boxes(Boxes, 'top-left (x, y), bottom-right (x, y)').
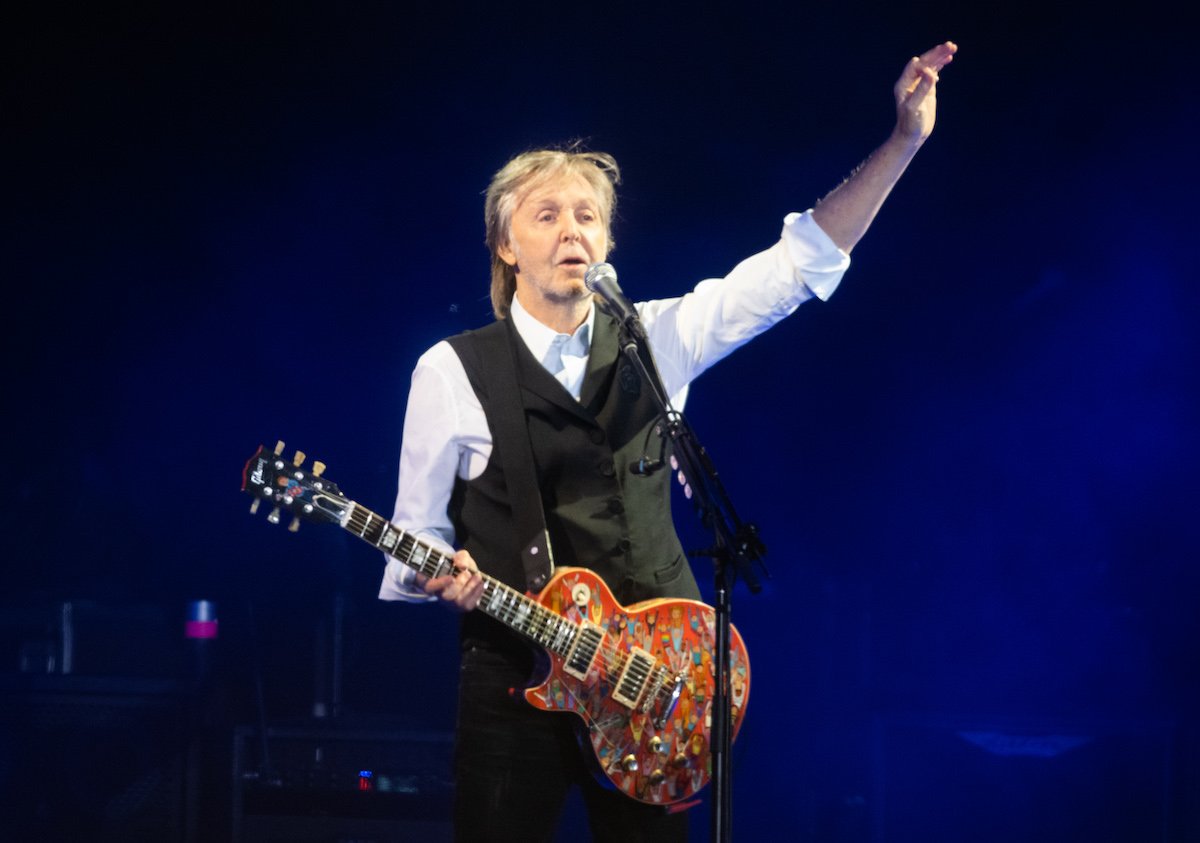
top-left (612, 647), bottom-right (656, 710)
top-left (563, 622), bottom-right (605, 681)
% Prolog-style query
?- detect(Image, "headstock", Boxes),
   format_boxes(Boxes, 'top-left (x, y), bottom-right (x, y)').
top-left (241, 441), bottom-right (350, 531)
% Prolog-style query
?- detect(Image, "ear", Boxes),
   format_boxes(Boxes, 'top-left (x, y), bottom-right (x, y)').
top-left (497, 240), bottom-right (518, 267)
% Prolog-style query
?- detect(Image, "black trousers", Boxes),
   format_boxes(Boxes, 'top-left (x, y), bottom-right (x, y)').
top-left (452, 639), bottom-right (690, 843)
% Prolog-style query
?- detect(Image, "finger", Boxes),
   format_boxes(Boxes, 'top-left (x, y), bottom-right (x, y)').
top-left (453, 549), bottom-right (479, 575)
top-left (896, 56), bottom-right (922, 95)
top-left (917, 41), bottom-right (957, 71)
top-left (447, 565), bottom-right (482, 604)
top-left (897, 65), bottom-right (937, 107)
top-left (423, 574), bottom-right (451, 597)
top-left (462, 575), bottom-right (485, 611)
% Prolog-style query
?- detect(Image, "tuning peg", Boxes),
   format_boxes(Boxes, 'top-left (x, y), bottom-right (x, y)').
top-left (313, 461), bottom-right (326, 477)
top-left (249, 498), bottom-right (261, 515)
top-left (292, 451), bottom-right (306, 468)
top-left (288, 516), bottom-right (301, 532)
top-left (274, 441), bottom-right (286, 456)
top-left (267, 506), bottom-right (281, 525)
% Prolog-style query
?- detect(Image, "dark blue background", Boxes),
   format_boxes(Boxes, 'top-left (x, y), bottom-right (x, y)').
top-left (6, 2), bottom-right (1197, 839)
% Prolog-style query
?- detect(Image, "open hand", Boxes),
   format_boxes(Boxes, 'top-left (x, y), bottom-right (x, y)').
top-left (894, 41), bottom-right (958, 143)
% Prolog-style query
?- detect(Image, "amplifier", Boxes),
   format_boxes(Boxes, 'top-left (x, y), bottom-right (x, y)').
top-left (0, 673), bottom-right (193, 841)
top-left (232, 722), bottom-right (453, 843)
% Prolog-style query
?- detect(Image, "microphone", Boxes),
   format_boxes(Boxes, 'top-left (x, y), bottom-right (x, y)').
top-left (584, 262), bottom-right (644, 338)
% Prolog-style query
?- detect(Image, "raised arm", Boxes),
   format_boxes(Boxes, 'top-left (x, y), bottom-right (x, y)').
top-left (811, 41), bottom-right (958, 253)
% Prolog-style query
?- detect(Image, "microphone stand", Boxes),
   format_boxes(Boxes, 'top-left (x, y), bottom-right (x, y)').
top-left (610, 309), bottom-right (766, 843)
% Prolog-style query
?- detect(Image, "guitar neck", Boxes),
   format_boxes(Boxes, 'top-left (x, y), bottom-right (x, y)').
top-left (340, 501), bottom-right (582, 656)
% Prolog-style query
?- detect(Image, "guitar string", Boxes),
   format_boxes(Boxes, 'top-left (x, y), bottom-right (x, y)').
top-left (346, 504), bottom-right (693, 709)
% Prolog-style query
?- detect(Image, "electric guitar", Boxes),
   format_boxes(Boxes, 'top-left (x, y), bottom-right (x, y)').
top-left (242, 442), bottom-right (750, 806)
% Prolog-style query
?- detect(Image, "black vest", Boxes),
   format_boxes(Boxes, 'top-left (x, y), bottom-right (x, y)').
top-left (447, 312), bottom-right (700, 647)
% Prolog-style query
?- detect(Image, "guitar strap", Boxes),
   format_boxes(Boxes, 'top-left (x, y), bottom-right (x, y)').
top-left (446, 320), bottom-right (555, 592)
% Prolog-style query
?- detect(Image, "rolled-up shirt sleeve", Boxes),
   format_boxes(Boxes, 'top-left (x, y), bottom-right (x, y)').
top-left (641, 209), bottom-right (850, 401)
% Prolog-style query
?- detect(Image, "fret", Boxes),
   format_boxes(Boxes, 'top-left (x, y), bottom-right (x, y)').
top-left (531, 607), bottom-right (551, 646)
top-left (514, 599), bottom-right (533, 634)
top-left (552, 617), bottom-right (573, 653)
top-left (377, 523), bottom-right (401, 553)
top-left (411, 542), bottom-right (429, 573)
top-left (397, 535), bottom-right (417, 566)
top-left (545, 613), bottom-right (565, 653)
top-left (350, 505), bottom-right (372, 539)
top-left (360, 511), bottom-right (385, 545)
top-left (426, 550), bottom-right (449, 578)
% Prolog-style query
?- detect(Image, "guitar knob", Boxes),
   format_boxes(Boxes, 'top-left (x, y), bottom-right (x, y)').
top-left (292, 450), bottom-right (306, 467)
top-left (288, 516), bottom-right (301, 532)
top-left (313, 461), bottom-right (326, 477)
top-left (273, 441), bottom-right (286, 456)
top-left (621, 754), bottom-right (639, 773)
top-left (672, 753), bottom-right (689, 769)
top-left (267, 507), bottom-right (281, 525)
top-left (249, 498), bottom-right (261, 515)
top-left (648, 769), bottom-right (666, 786)
top-left (648, 736), bottom-right (666, 755)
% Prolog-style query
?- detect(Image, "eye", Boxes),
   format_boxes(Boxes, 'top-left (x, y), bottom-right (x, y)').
top-left (536, 210), bottom-right (555, 223)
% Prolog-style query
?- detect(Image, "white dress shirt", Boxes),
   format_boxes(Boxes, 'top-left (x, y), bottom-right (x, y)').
top-left (380, 210), bottom-right (849, 600)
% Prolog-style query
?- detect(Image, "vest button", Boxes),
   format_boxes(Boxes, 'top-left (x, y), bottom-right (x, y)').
top-left (618, 538), bottom-right (632, 552)
top-left (589, 428), bottom-right (606, 444)
top-left (598, 460), bottom-right (615, 477)
top-left (607, 497), bottom-right (625, 514)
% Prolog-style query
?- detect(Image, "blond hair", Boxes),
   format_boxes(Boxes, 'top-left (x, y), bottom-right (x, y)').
top-left (484, 146), bottom-right (620, 319)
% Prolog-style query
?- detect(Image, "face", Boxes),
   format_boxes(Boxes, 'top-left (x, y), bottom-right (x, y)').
top-left (498, 173), bottom-right (609, 314)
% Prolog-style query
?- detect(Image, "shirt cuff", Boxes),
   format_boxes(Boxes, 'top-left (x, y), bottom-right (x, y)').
top-left (379, 558), bottom-right (436, 602)
top-left (783, 210), bottom-right (851, 301)
top-left (378, 528), bottom-right (454, 603)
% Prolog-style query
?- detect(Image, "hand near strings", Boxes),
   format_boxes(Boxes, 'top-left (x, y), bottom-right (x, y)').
top-left (420, 548), bottom-right (485, 612)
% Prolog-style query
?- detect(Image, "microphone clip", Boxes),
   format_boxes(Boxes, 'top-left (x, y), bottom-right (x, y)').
top-left (629, 457), bottom-right (665, 476)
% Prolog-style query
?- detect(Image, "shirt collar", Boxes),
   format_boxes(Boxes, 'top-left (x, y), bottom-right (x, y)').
top-left (509, 294), bottom-right (594, 366)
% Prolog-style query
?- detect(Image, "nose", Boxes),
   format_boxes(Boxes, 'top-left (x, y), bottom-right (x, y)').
top-left (559, 215), bottom-right (581, 242)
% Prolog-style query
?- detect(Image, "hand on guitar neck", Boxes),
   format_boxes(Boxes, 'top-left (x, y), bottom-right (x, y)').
top-left (418, 549), bottom-right (485, 611)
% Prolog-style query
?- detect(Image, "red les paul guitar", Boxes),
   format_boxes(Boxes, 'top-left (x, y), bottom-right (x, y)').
top-left (242, 442), bottom-right (750, 806)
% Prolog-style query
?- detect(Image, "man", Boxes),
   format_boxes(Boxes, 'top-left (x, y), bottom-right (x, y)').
top-left (380, 42), bottom-right (957, 842)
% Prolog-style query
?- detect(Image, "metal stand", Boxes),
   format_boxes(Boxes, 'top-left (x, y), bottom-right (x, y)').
top-left (611, 313), bottom-right (766, 843)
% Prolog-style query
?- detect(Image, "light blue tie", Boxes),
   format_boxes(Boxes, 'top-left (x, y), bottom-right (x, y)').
top-left (542, 324), bottom-right (591, 376)
top-left (542, 334), bottom-right (570, 375)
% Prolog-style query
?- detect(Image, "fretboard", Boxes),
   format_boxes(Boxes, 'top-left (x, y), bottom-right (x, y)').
top-left (342, 502), bottom-right (581, 656)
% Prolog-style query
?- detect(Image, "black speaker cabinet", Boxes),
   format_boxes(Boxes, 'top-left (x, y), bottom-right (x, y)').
top-left (870, 713), bottom-right (1178, 842)
top-left (0, 673), bottom-right (194, 842)
top-left (232, 723), bottom-right (453, 842)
